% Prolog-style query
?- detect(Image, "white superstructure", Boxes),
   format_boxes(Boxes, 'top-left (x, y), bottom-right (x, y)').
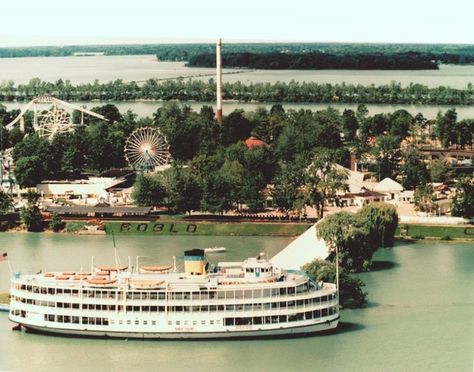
top-left (9, 249), bottom-right (339, 339)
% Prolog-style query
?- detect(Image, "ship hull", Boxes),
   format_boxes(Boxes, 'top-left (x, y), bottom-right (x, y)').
top-left (15, 317), bottom-right (339, 340)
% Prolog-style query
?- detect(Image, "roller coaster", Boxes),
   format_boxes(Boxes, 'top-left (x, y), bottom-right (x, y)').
top-left (5, 95), bottom-right (107, 139)
top-left (1, 96), bottom-right (108, 192)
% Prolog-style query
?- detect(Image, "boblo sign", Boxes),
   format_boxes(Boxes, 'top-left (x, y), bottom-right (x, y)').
top-left (119, 223), bottom-right (198, 233)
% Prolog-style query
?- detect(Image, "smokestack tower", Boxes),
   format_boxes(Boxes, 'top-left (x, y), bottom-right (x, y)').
top-left (216, 38), bottom-right (223, 122)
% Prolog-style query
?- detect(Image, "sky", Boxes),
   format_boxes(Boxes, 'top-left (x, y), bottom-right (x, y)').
top-left (0, 0), bottom-right (473, 47)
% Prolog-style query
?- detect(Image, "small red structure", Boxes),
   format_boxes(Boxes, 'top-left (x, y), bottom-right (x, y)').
top-left (244, 136), bottom-right (267, 149)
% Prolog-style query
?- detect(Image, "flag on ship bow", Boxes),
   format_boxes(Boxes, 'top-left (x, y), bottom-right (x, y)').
top-left (0, 252), bottom-right (7, 262)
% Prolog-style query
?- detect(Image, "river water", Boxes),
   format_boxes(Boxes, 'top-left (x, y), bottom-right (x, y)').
top-left (2, 101), bottom-right (474, 121)
top-left (0, 233), bottom-right (472, 371)
top-left (1, 55), bottom-right (474, 119)
top-left (0, 55), bottom-right (473, 88)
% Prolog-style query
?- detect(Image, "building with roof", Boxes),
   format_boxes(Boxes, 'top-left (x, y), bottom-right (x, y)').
top-left (244, 136), bottom-right (267, 150)
top-left (374, 177), bottom-right (404, 201)
top-left (339, 187), bottom-right (386, 207)
top-left (44, 206), bottom-right (152, 219)
top-left (36, 174), bottom-right (135, 205)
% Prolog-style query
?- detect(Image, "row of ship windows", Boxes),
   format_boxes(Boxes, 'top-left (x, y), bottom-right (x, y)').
top-left (12, 310), bottom-right (223, 327)
top-left (13, 297), bottom-right (336, 312)
top-left (11, 310), bottom-right (110, 326)
top-left (14, 284), bottom-right (312, 300)
top-left (12, 308), bottom-right (336, 327)
top-left (224, 307), bottom-right (338, 326)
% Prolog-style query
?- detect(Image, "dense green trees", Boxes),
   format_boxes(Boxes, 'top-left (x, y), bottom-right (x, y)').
top-left (371, 135), bottom-right (402, 181)
top-left (3, 101), bottom-right (472, 217)
top-left (304, 150), bottom-right (349, 218)
top-left (0, 189), bottom-right (14, 231)
top-left (163, 165), bottom-right (202, 214)
top-left (358, 203), bottom-right (399, 248)
top-left (9, 108), bottom-right (147, 187)
top-left (429, 159), bottom-right (453, 183)
top-left (302, 259), bottom-right (367, 309)
top-left (414, 184), bottom-right (436, 214)
top-left (0, 189), bottom-right (12, 215)
top-left (132, 174), bottom-right (166, 207)
top-left (317, 203), bottom-right (398, 272)
top-left (302, 203), bottom-right (398, 308)
top-left (1, 42), bottom-right (474, 65)
top-left (1, 78), bottom-right (473, 105)
top-left (49, 213), bottom-right (65, 232)
top-left (188, 51), bottom-right (439, 70)
top-left (451, 177), bottom-right (474, 218)
top-left (20, 191), bottom-right (43, 232)
top-left (399, 147), bottom-right (430, 190)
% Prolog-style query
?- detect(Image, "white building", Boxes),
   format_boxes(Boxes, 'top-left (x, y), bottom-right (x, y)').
top-left (36, 177), bottom-right (124, 203)
top-left (374, 177), bottom-right (404, 202)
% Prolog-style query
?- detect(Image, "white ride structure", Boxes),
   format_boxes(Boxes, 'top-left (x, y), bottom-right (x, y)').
top-left (9, 249), bottom-right (339, 339)
top-left (124, 127), bottom-right (171, 172)
top-left (5, 95), bottom-right (107, 139)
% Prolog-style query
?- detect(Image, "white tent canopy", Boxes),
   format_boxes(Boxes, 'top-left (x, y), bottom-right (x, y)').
top-left (374, 177), bottom-right (403, 193)
top-left (270, 224), bottom-right (330, 270)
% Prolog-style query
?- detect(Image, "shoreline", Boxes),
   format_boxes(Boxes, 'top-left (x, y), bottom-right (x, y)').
top-left (3, 220), bottom-right (473, 240)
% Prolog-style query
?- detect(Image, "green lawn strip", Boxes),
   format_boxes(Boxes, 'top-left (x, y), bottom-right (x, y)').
top-left (104, 221), bottom-right (311, 236)
top-left (398, 224), bottom-right (473, 240)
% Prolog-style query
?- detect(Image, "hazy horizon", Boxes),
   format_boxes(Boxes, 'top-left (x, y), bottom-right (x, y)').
top-left (1, 38), bottom-right (473, 49)
top-left (1, 0), bottom-right (473, 48)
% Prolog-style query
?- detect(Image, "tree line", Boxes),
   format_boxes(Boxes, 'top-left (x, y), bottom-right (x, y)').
top-left (187, 52), bottom-right (439, 70)
top-left (1, 78), bottom-right (473, 105)
top-left (1, 42), bottom-right (473, 64)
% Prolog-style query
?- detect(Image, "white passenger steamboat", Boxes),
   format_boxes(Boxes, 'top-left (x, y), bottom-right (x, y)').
top-left (9, 249), bottom-right (339, 339)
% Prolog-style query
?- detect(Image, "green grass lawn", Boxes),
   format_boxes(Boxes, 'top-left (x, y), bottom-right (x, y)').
top-left (104, 220), bottom-right (311, 236)
top-left (398, 224), bottom-right (474, 240)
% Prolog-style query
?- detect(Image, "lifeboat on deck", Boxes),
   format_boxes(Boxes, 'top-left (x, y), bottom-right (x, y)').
top-left (139, 265), bottom-right (172, 274)
top-left (95, 265), bottom-right (128, 272)
top-left (129, 280), bottom-right (165, 290)
top-left (85, 278), bottom-right (117, 287)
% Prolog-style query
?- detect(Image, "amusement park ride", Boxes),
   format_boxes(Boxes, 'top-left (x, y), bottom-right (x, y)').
top-left (4, 95), bottom-right (107, 138)
top-left (0, 95), bottom-right (172, 192)
top-left (0, 95), bottom-right (108, 192)
top-left (124, 127), bottom-right (171, 172)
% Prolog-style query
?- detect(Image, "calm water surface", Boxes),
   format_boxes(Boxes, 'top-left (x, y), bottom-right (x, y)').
top-left (0, 234), bottom-right (472, 372)
top-left (3, 101), bottom-right (474, 121)
top-left (1, 55), bottom-right (474, 119)
top-left (0, 55), bottom-right (472, 88)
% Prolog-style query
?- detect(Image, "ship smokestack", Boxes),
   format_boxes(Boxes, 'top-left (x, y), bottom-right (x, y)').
top-left (184, 249), bottom-right (206, 275)
top-left (216, 38), bottom-right (223, 122)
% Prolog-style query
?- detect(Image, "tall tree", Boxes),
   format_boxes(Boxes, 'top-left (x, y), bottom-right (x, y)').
top-left (435, 109), bottom-right (457, 148)
top-left (20, 190), bottom-right (43, 232)
top-left (0, 189), bottom-right (13, 215)
top-left (304, 150), bottom-right (349, 218)
top-left (429, 158), bottom-right (453, 183)
top-left (451, 177), bottom-right (474, 218)
top-left (400, 146), bottom-right (430, 190)
top-left (414, 184), bottom-right (436, 214)
top-left (341, 109), bottom-right (358, 143)
top-left (372, 134), bottom-right (402, 181)
top-left (132, 174), bottom-right (166, 206)
top-left (271, 159), bottom-right (306, 218)
top-left (220, 109), bottom-right (254, 146)
top-left (164, 165), bottom-right (202, 214)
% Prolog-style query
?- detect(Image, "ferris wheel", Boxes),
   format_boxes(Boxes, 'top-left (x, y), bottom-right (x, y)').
top-left (124, 127), bottom-right (171, 171)
top-left (36, 108), bottom-right (73, 138)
